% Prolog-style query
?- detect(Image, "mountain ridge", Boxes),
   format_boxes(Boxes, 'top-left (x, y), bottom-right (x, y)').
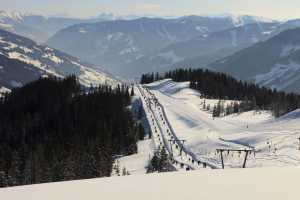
top-left (47, 15), bottom-right (275, 77)
top-left (0, 28), bottom-right (118, 89)
top-left (209, 27), bottom-right (300, 93)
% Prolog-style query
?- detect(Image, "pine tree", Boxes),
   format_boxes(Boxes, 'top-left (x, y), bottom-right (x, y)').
top-left (130, 86), bottom-right (135, 96)
top-left (158, 148), bottom-right (169, 172)
top-left (202, 99), bottom-right (206, 110)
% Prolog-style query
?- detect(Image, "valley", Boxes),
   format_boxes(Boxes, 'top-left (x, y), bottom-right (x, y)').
top-left (1, 5), bottom-right (300, 199)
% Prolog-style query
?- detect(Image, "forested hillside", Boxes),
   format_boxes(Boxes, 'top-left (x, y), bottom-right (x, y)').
top-left (0, 76), bottom-right (142, 187)
top-left (141, 69), bottom-right (300, 117)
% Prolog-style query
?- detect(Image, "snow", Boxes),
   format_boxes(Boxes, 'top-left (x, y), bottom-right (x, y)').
top-left (262, 30), bottom-right (273, 35)
top-left (116, 139), bottom-right (153, 174)
top-left (19, 46), bottom-right (33, 54)
top-left (277, 109), bottom-right (300, 121)
top-left (0, 40), bottom-right (18, 50)
top-left (0, 86), bottom-right (11, 97)
top-left (8, 52), bottom-right (61, 77)
top-left (119, 47), bottom-right (138, 55)
top-left (280, 45), bottom-right (300, 58)
top-left (1, 167), bottom-right (300, 200)
top-left (106, 32), bottom-right (124, 41)
top-left (42, 53), bottom-right (64, 64)
top-left (142, 79), bottom-right (300, 168)
top-left (0, 11), bottom-right (24, 22)
top-left (70, 61), bottom-right (119, 87)
top-left (78, 28), bottom-right (88, 34)
top-left (231, 15), bottom-right (244, 27)
top-left (8, 52), bottom-right (43, 67)
top-left (157, 51), bottom-right (183, 64)
top-left (0, 31), bottom-right (118, 88)
top-left (0, 22), bottom-right (13, 29)
top-left (254, 61), bottom-right (300, 89)
top-left (44, 47), bottom-right (54, 52)
top-left (195, 26), bottom-right (208, 32)
top-left (157, 26), bottom-right (176, 41)
top-left (9, 80), bottom-right (22, 88)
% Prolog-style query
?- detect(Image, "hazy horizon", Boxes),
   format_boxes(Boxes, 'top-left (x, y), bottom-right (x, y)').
top-left (1, 0), bottom-right (300, 20)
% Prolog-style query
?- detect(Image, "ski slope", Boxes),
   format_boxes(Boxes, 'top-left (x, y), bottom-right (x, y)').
top-left (115, 139), bottom-right (153, 175)
top-left (142, 79), bottom-right (300, 169)
top-left (1, 167), bottom-right (300, 200)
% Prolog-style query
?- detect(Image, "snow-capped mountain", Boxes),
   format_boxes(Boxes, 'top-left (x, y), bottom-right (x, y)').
top-left (209, 27), bottom-right (300, 93)
top-left (0, 11), bottom-right (112, 42)
top-left (0, 29), bottom-right (117, 89)
top-left (125, 18), bottom-right (300, 78)
top-left (47, 15), bottom-right (273, 77)
top-left (125, 22), bottom-right (280, 77)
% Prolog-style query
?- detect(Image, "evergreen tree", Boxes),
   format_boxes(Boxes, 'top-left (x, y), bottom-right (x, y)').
top-left (143, 68), bottom-right (300, 117)
top-left (0, 76), bottom-right (141, 187)
top-left (130, 86), bottom-right (135, 96)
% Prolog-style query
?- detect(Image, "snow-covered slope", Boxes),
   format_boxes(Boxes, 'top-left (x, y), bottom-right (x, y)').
top-left (1, 167), bottom-right (300, 200)
top-left (0, 29), bottom-right (118, 89)
top-left (143, 79), bottom-right (300, 168)
top-left (0, 85), bottom-right (10, 97)
top-left (210, 27), bottom-right (300, 93)
top-left (115, 139), bottom-right (153, 175)
top-left (126, 22), bottom-right (279, 76)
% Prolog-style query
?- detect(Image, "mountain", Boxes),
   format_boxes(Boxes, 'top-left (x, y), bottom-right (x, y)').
top-left (47, 15), bottom-right (274, 77)
top-left (129, 18), bottom-right (300, 79)
top-left (0, 28), bottom-right (117, 89)
top-left (0, 11), bottom-right (112, 42)
top-left (209, 27), bottom-right (300, 93)
top-left (126, 22), bottom-right (280, 77)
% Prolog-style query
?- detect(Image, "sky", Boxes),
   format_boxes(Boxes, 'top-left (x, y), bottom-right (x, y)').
top-left (2, 0), bottom-right (300, 20)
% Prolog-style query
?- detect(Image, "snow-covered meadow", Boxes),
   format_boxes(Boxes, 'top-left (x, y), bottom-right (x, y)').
top-left (1, 167), bottom-right (300, 200)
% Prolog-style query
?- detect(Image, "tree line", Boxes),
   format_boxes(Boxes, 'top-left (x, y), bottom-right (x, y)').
top-left (0, 76), bottom-right (144, 187)
top-left (141, 69), bottom-right (300, 117)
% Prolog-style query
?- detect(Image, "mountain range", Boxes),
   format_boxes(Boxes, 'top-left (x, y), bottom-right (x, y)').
top-left (210, 27), bottom-right (300, 93)
top-left (0, 11), bottom-right (114, 42)
top-left (0, 29), bottom-right (117, 89)
top-left (47, 15), bottom-right (277, 77)
top-left (1, 11), bottom-right (300, 93)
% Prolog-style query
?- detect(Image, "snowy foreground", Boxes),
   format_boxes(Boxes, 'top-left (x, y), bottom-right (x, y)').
top-left (1, 167), bottom-right (300, 200)
top-left (1, 79), bottom-right (300, 199)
